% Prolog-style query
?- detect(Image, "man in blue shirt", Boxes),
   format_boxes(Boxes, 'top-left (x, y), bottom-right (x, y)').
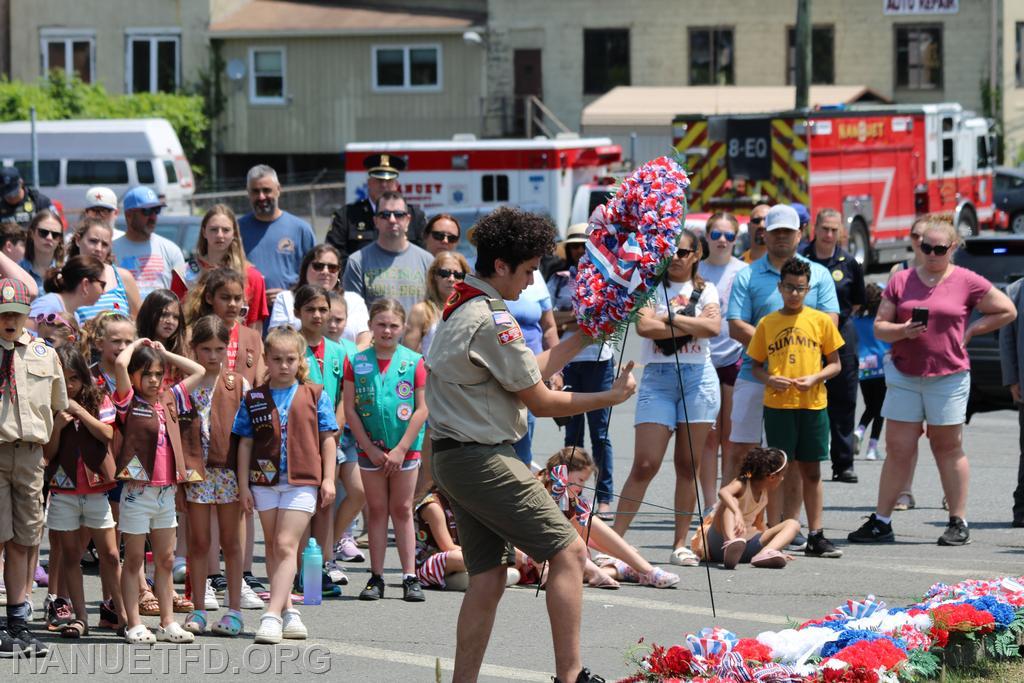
top-left (726, 204), bottom-right (839, 545)
top-left (238, 165), bottom-right (316, 311)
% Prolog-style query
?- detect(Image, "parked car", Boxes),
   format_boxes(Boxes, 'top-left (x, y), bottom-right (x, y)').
top-left (995, 166), bottom-right (1024, 235)
top-left (954, 235), bottom-right (1024, 419)
top-left (114, 214), bottom-right (203, 261)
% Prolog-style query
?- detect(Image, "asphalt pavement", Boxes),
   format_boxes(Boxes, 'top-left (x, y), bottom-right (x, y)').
top-left (4, 332), bottom-right (1024, 681)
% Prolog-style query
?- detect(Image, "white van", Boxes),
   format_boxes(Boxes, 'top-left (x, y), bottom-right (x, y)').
top-left (0, 118), bottom-right (194, 216)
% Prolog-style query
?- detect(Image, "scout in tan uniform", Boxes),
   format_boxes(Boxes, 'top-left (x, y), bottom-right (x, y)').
top-left (426, 207), bottom-right (636, 683)
top-left (0, 277), bottom-right (68, 656)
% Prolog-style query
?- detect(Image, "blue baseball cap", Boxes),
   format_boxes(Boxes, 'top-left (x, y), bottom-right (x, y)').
top-left (791, 202), bottom-right (811, 225)
top-left (122, 186), bottom-right (165, 211)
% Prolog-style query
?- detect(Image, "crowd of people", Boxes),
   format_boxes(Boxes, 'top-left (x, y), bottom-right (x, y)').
top-left (0, 157), bottom-right (1020, 683)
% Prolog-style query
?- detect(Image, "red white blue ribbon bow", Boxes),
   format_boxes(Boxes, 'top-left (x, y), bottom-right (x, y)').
top-left (584, 205), bottom-right (643, 293)
top-left (548, 465), bottom-right (591, 526)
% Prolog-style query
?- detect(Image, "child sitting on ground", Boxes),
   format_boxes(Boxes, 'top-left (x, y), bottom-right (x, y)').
top-left (693, 447), bottom-right (799, 569)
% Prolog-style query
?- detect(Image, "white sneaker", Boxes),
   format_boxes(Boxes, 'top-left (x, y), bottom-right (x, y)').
top-left (204, 579), bottom-right (220, 610)
top-left (324, 560), bottom-right (348, 586)
top-left (239, 582), bottom-right (265, 609)
top-left (865, 448), bottom-right (879, 461)
top-left (281, 608), bottom-right (307, 640)
top-left (172, 557), bottom-right (187, 584)
top-left (254, 613), bottom-right (283, 644)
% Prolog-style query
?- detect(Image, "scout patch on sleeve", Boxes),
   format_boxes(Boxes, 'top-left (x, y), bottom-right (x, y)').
top-left (497, 324), bottom-right (524, 345)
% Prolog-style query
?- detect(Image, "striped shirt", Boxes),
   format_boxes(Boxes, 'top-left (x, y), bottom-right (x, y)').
top-left (75, 266), bottom-right (131, 325)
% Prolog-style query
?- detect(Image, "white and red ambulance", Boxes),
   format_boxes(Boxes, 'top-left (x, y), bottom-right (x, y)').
top-left (344, 136), bottom-right (622, 236)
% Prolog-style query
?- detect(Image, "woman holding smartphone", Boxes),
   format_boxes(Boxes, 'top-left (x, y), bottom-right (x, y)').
top-left (848, 216), bottom-right (1015, 547)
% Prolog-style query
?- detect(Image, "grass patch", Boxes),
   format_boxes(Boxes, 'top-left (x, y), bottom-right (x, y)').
top-left (932, 658), bottom-right (1024, 682)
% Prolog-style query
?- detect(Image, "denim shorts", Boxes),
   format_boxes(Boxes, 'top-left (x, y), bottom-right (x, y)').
top-left (635, 361), bottom-right (721, 427)
top-left (881, 358), bottom-right (969, 426)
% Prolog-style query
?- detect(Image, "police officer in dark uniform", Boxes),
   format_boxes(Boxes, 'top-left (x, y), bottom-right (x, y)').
top-left (0, 167), bottom-right (52, 229)
top-left (802, 208), bottom-right (866, 484)
top-left (326, 154), bottom-right (426, 266)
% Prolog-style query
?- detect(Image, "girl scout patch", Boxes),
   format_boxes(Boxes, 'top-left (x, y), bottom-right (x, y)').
top-left (396, 380), bottom-right (413, 399)
top-left (396, 403), bottom-right (413, 421)
top-left (354, 362), bottom-right (373, 374)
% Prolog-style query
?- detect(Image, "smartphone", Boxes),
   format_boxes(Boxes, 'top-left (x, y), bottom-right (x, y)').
top-left (911, 307), bottom-right (929, 326)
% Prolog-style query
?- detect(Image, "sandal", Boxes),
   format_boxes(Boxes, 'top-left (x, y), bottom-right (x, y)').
top-left (124, 624), bottom-right (156, 644)
top-left (139, 590), bottom-right (160, 616)
top-left (212, 609), bottom-right (244, 637)
top-left (893, 491), bottom-right (916, 511)
top-left (670, 546), bottom-right (700, 567)
top-left (722, 538), bottom-right (747, 570)
top-left (586, 570), bottom-right (620, 590)
top-left (751, 549), bottom-right (791, 569)
top-left (172, 592), bottom-right (195, 614)
top-left (60, 619), bottom-right (88, 639)
top-left (156, 622), bottom-right (195, 644)
top-left (183, 610), bottom-right (208, 635)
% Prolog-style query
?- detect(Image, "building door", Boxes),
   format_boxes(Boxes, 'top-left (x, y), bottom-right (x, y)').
top-left (513, 49), bottom-right (542, 137)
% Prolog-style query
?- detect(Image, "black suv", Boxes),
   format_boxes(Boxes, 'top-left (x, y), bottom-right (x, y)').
top-left (954, 236), bottom-right (1024, 419)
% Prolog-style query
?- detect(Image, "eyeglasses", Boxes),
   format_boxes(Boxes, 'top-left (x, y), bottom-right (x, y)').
top-left (140, 206), bottom-right (162, 217)
top-left (749, 217), bottom-right (765, 226)
top-left (376, 210), bottom-right (409, 220)
top-left (709, 229), bottom-right (736, 242)
top-left (428, 231), bottom-right (459, 243)
top-left (436, 268), bottom-right (466, 280)
top-left (36, 227), bottom-right (62, 240)
top-left (311, 261), bottom-right (341, 274)
top-left (919, 242), bottom-right (951, 256)
top-left (676, 247), bottom-right (695, 258)
top-left (780, 283), bottom-right (809, 294)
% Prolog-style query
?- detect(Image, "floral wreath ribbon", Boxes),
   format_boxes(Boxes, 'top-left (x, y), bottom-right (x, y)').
top-left (548, 465), bottom-right (591, 526)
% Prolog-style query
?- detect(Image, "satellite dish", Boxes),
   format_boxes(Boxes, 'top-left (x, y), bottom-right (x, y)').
top-left (226, 59), bottom-right (246, 81)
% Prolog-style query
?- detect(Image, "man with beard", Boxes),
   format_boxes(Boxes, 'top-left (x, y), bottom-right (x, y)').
top-left (112, 186), bottom-right (185, 298)
top-left (326, 154), bottom-right (426, 267)
top-left (238, 165), bottom-right (316, 310)
top-left (740, 203), bottom-right (770, 264)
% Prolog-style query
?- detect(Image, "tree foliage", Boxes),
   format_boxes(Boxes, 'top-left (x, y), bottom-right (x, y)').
top-left (0, 73), bottom-right (208, 177)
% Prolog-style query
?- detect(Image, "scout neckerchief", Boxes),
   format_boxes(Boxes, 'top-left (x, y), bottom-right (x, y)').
top-left (0, 337), bottom-right (16, 402)
top-left (442, 281), bottom-right (487, 321)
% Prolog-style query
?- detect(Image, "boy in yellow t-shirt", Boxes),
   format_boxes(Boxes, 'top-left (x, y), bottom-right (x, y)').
top-left (747, 258), bottom-right (843, 559)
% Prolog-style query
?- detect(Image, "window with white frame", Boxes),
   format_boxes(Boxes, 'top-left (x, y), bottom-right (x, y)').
top-left (126, 30), bottom-right (180, 93)
top-left (41, 29), bottom-right (95, 83)
top-left (249, 47), bottom-right (286, 104)
top-left (372, 45), bottom-right (441, 91)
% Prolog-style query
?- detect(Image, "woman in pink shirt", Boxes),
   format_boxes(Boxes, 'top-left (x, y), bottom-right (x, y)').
top-left (848, 216), bottom-right (1015, 547)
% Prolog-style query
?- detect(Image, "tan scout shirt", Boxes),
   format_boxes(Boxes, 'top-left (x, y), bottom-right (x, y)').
top-left (0, 332), bottom-right (69, 443)
top-left (426, 275), bottom-right (542, 445)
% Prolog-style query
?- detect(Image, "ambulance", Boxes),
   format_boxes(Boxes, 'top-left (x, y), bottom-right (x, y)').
top-left (343, 135), bottom-right (623, 237)
top-left (672, 103), bottom-right (999, 266)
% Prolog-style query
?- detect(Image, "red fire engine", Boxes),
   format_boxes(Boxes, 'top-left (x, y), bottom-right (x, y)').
top-left (672, 103), bottom-right (998, 265)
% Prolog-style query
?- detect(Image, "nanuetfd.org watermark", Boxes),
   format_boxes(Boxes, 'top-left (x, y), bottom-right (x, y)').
top-left (11, 643), bottom-right (332, 675)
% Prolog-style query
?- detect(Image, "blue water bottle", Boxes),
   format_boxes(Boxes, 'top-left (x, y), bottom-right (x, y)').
top-left (302, 538), bottom-right (323, 605)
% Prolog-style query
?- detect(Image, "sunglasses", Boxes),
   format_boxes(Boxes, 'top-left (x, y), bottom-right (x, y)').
top-left (311, 261), bottom-right (340, 274)
top-left (919, 242), bottom-right (951, 256)
top-left (36, 227), bottom-right (62, 240)
top-left (436, 268), bottom-right (466, 280)
top-left (140, 206), bottom-right (162, 217)
top-left (429, 231), bottom-right (459, 243)
top-left (376, 210), bottom-right (409, 220)
top-left (91, 278), bottom-right (107, 289)
top-left (676, 247), bottom-right (695, 258)
top-left (34, 313), bottom-right (74, 330)
top-left (709, 229), bottom-right (736, 242)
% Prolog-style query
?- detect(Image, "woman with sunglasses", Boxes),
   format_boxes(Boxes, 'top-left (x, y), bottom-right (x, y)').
top-left (187, 205), bottom-right (269, 331)
top-left (68, 218), bottom-right (142, 324)
top-left (21, 211), bottom-right (66, 291)
top-left (405, 251), bottom-right (469, 356)
top-left (423, 214), bottom-right (461, 257)
top-left (697, 213), bottom-right (747, 508)
top-left (613, 230), bottom-right (722, 568)
top-left (28, 255), bottom-right (107, 331)
top-left (268, 244), bottom-right (371, 347)
top-left (849, 216), bottom-right (1015, 548)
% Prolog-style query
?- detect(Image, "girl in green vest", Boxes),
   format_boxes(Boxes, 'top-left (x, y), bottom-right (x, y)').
top-left (344, 298), bottom-right (428, 603)
top-left (294, 284), bottom-right (351, 589)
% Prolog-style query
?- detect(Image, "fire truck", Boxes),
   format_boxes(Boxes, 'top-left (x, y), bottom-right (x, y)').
top-left (672, 103), bottom-right (998, 266)
top-left (344, 136), bottom-right (622, 237)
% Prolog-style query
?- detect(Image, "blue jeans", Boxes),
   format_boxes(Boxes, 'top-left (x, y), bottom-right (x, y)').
top-left (562, 360), bottom-right (615, 504)
top-left (512, 411), bottom-right (536, 466)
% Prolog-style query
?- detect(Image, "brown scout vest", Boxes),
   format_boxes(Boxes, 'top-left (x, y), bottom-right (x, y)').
top-left (178, 372), bottom-right (244, 481)
top-left (45, 421), bottom-right (116, 491)
top-left (113, 390), bottom-right (189, 484)
top-left (244, 382), bottom-right (324, 487)
top-left (235, 324), bottom-right (262, 387)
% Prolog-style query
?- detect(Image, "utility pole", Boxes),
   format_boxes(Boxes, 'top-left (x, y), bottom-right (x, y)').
top-left (795, 0), bottom-right (811, 110)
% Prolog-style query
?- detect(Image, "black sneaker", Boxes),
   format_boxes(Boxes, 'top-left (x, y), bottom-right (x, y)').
top-left (832, 469), bottom-right (858, 484)
top-left (243, 572), bottom-right (267, 593)
top-left (553, 667), bottom-right (607, 683)
top-left (0, 627), bottom-right (28, 659)
top-left (359, 574), bottom-right (385, 601)
top-left (848, 514), bottom-right (895, 543)
top-left (98, 599), bottom-right (119, 630)
top-left (402, 576), bottom-right (425, 603)
top-left (938, 517), bottom-right (971, 546)
top-left (804, 532), bottom-right (843, 558)
top-left (47, 597), bottom-right (73, 632)
top-left (209, 574), bottom-right (228, 593)
top-left (6, 622), bottom-right (48, 656)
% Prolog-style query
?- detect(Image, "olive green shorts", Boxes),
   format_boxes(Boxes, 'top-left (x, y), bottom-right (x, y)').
top-left (763, 407), bottom-right (830, 462)
top-left (431, 440), bottom-right (577, 576)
